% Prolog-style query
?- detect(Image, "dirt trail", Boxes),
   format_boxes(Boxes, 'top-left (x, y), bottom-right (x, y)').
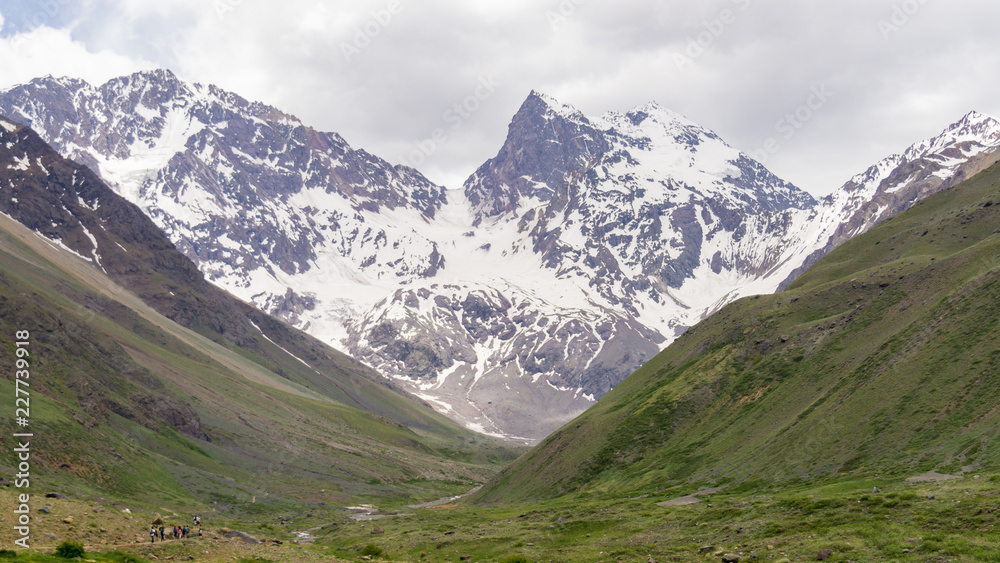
top-left (906, 470), bottom-right (962, 482)
top-left (406, 486), bottom-right (483, 509)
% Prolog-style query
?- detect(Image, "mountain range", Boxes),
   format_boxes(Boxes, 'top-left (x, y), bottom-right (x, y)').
top-left (475, 155), bottom-right (1000, 503)
top-left (0, 113), bottom-right (517, 509)
top-left (2, 70), bottom-right (999, 441)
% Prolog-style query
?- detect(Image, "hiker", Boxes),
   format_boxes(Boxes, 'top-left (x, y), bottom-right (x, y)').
top-left (159, 526), bottom-right (165, 541)
top-left (149, 526), bottom-right (156, 543)
top-left (197, 527), bottom-right (202, 537)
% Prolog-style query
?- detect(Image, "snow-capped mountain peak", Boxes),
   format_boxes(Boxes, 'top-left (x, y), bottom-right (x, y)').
top-left (525, 90), bottom-right (587, 122)
top-left (4, 73), bottom-right (998, 443)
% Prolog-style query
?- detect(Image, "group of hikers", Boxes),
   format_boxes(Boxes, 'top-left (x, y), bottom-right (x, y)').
top-left (148, 515), bottom-right (202, 543)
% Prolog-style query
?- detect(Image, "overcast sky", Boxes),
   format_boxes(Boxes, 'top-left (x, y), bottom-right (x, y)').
top-left (1, 0), bottom-right (997, 197)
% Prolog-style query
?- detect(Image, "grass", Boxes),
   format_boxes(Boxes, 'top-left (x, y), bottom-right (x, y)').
top-left (307, 472), bottom-right (1000, 562)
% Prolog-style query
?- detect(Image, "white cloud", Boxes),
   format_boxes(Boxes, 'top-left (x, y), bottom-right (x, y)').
top-left (2, 0), bottom-right (1000, 196)
top-left (0, 23), bottom-right (151, 90)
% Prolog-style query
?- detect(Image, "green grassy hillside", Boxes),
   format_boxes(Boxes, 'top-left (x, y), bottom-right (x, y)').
top-left (475, 158), bottom-right (1000, 504)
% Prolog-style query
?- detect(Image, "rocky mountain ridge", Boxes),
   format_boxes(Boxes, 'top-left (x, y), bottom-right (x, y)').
top-left (3, 71), bottom-right (998, 441)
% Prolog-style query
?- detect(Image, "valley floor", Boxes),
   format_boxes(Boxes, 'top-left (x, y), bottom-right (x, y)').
top-left (5, 470), bottom-right (1000, 562)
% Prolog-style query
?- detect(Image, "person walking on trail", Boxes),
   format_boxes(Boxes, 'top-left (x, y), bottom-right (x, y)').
top-left (159, 526), bottom-right (165, 541)
top-left (149, 526), bottom-right (156, 543)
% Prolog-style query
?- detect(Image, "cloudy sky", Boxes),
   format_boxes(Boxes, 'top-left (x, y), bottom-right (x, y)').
top-left (0, 0), bottom-right (997, 197)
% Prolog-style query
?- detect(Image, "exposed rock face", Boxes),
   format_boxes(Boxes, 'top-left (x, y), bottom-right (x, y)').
top-left (0, 70), bottom-right (447, 329)
top-left (4, 75), bottom-right (999, 442)
top-left (344, 282), bottom-right (664, 439)
top-left (224, 530), bottom-right (261, 544)
top-left (463, 92), bottom-right (816, 317)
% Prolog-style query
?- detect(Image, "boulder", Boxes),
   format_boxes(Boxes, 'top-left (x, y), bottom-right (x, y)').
top-left (224, 530), bottom-right (261, 544)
